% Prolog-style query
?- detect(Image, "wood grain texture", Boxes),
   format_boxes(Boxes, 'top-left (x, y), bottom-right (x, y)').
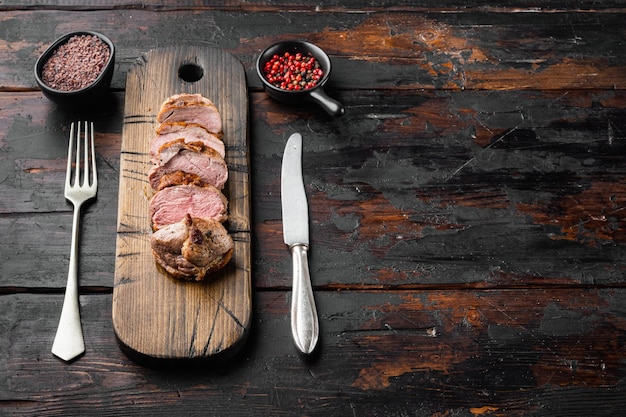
top-left (1, 3), bottom-right (626, 416)
top-left (1, 88), bottom-right (625, 290)
top-left (2, 10), bottom-right (626, 92)
top-left (112, 46), bottom-right (251, 362)
top-left (3, 289), bottom-right (626, 416)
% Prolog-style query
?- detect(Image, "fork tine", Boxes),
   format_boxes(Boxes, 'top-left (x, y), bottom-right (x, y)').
top-left (89, 121), bottom-right (97, 188)
top-left (82, 121), bottom-right (89, 186)
top-left (66, 122), bottom-right (75, 189)
top-left (74, 121), bottom-right (82, 187)
top-left (82, 121), bottom-right (91, 187)
top-left (66, 121), bottom-right (97, 188)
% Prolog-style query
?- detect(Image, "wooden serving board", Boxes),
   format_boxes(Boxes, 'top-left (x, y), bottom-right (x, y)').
top-left (112, 46), bottom-right (251, 363)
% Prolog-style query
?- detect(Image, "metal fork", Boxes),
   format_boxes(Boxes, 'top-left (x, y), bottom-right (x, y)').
top-left (52, 122), bottom-right (98, 362)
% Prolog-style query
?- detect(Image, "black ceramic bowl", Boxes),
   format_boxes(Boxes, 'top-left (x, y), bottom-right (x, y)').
top-left (34, 31), bottom-right (115, 107)
top-left (257, 41), bottom-right (344, 117)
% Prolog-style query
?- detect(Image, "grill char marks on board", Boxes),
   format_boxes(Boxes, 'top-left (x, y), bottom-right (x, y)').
top-left (148, 93), bottom-right (233, 281)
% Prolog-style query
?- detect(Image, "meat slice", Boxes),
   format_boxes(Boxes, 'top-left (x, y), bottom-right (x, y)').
top-left (148, 139), bottom-right (228, 191)
top-left (150, 184), bottom-right (228, 230)
top-left (150, 122), bottom-right (224, 161)
top-left (149, 171), bottom-right (206, 190)
top-left (157, 93), bottom-right (222, 135)
top-left (150, 214), bottom-right (234, 281)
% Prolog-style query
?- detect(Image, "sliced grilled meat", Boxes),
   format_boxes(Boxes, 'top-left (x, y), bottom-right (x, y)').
top-left (149, 184), bottom-right (228, 230)
top-left (148, 139), bottom-right (228, 191)
top-left (150, 122), bottom-right (225, 161)
top-left (157, 93), bottom-right (222, 135)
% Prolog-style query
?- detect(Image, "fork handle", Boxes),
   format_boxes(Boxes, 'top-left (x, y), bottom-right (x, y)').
top-left (51, 204), bottom-right (85, 362)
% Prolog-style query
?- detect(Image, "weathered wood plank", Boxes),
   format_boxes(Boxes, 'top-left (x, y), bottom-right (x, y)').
top-left (0, 92), bottom-right (121, 288)
top-left (2, 89), bottom-right (625, 289)
top-left (1, 289), bottom-right (625, 416)
top-left (1, 10), bottom-right (626, 91)
top-left (1, 0), bottom-right (625, 11)
top-left (251, 88), bottom-right (626, 288)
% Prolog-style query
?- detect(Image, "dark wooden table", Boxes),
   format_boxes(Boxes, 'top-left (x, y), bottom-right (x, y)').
top-left (1, 2), bottom-right (625, 416)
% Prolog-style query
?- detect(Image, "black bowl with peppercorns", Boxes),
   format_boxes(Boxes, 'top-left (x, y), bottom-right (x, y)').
top-left (257, 41), bottom-right (344, 117)
top-left (35, 31), bottom-right (115, 107)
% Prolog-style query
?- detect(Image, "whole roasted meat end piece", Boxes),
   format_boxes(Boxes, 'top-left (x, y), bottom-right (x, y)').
top-left (150, 214), bottom-right (234, 281)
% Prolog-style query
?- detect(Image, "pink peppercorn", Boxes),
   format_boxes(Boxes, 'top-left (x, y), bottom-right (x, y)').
top-left (263, 51), bottom-right (324, 91)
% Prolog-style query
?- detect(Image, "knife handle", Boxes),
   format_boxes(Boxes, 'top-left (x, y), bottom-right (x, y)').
top-left (289, 244), bottom-right (319, 354)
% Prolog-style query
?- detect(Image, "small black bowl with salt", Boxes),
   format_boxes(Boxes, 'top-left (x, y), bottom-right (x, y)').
top-left (35, 31), bottom-right (115, 107)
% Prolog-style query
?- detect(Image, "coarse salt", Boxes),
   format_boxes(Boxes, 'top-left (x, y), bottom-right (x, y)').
top-left (41, 35), bottom-right (110, 92)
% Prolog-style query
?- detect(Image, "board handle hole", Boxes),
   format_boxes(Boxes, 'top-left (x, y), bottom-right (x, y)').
top-left (178, 63), bottom-right (204, 83)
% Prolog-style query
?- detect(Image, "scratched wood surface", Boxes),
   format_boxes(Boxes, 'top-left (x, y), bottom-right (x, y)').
top-left (0, 3), bottom-right (625, 416)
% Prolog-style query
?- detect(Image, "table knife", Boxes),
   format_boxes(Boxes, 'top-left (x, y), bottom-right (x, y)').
top-left (281, 132), bottom-right (319, 354)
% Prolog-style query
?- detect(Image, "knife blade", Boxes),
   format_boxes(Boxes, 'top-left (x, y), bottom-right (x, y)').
top-left (281, 132), bottom-right (319, 354)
